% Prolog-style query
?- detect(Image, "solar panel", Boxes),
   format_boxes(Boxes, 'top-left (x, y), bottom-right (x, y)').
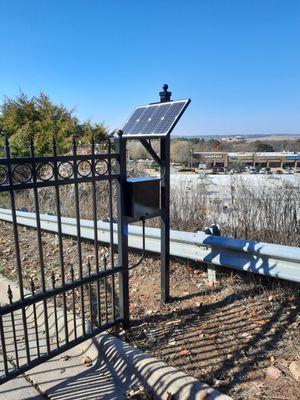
top-left (121, 99), bottom-right (190, 138)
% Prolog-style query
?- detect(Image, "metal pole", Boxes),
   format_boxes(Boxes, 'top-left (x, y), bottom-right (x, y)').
top-left (116, 131), bottom-right (129, 327)
top-left (160, 135), bottom-right (170, 303)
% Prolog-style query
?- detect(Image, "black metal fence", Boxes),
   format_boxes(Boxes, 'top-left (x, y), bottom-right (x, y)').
top-left (0, 136), bottom-right (128, 384)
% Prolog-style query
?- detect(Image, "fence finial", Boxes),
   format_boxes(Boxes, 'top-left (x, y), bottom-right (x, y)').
top-left (4, 133), bottom-right (9, 147)
top-left (29, 134), bottom-right (34, 155)
top-left (52, 136), bottom-right (57, 155)
top-left (7, 285), bottom-right (13, 302)
top-left (51, 271), bottom-right (56, 288)
top-left (72, 136), bottom-right (76, 150)
top-left (30, 278), bottom-right (35, 295)
top-left (70, 265), bottom-right (74, 281)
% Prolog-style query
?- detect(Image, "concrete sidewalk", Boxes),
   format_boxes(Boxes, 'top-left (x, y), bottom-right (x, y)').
top-left (0, 356), bottom-right (43, 400)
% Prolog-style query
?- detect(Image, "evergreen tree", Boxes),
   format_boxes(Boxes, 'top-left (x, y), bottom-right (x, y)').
top-left (255, 142), bottom-right (274, 152)
top-left (0, 92), bottom-right (108, 155)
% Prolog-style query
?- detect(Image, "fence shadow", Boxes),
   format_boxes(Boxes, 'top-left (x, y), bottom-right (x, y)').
top-left (202, 236), bottom-right (278, 278)
top-left (128, 283), bottom-right (300, 396)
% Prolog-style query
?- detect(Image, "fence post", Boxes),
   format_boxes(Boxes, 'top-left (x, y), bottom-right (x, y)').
top-left (160, 136), bottom-right (170, 303)
top-left (116, 131), bottom-right (129, 327)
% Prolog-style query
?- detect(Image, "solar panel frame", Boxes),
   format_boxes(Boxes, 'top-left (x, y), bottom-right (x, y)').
top-left (121, 98), bottom-right (191, 138)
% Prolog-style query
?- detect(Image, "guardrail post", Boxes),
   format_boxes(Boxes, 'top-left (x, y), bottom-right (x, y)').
top-left (207, 264), bottom-right (217, 282)
top-left (116, 131), bottom-right (129, 328)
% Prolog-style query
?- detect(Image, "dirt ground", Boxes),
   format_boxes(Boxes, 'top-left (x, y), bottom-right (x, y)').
top-left (126, 257), bottom-right (300, 400)
top-left (0, 220), bottom-right (299, 399)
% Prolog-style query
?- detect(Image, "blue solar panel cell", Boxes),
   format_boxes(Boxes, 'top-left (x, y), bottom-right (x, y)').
top-left (143, 103), bottom-right (171, 135)
top-left (131, 106), bottom-right (156, 135)
top-left (153, 102), bottom-right (184, 134)
top-left (121, 99), bottom-right (190, 138)
top-left (122, 107), bottom-right (147, 135)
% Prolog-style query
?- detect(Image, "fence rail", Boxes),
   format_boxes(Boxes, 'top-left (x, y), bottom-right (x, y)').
top-left (1, 208), bottom-right (300, 283)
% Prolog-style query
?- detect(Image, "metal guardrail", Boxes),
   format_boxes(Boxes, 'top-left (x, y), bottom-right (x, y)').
top-left (0, 208), bottom-right (300, 283)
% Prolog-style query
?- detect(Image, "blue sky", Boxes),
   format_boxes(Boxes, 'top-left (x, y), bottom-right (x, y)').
top-left (0, 0), bottom-right (299, 136)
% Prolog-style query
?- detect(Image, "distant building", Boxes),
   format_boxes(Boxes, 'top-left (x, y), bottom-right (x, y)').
top-left (192, 151), bottom-right (300, 169)
top-left (220, 136), bottom-right (245, 143)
